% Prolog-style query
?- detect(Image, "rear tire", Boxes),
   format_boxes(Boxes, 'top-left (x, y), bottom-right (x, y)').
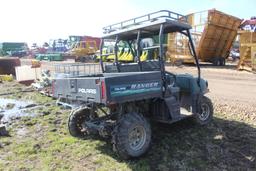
top-left (193, 96), bottom-right (213, 125)
top-left (68, 107), bottom-right (92, 138)
top-left (112, 112), bottom-right (151, 159)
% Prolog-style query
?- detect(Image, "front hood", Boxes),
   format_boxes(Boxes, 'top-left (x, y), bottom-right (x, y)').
top-left (199, 78), bottom-right (209, 94)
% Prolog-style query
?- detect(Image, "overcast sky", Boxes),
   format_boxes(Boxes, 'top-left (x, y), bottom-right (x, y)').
top-left (0, 0), bottom-right (255, 45)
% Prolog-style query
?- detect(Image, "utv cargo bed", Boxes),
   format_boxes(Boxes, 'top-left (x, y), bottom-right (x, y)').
top-left (53, 69), bottom-right (162, 104)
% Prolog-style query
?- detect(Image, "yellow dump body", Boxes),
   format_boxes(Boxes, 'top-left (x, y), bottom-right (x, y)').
top-left (167, 9), bottom-right (241, 64)
top-left (237, 31), bottom-right (256, 72)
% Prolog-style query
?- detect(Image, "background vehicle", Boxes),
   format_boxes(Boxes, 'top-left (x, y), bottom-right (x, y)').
top-left (167, 9), bottom-right (242, 66)
top-left (53, 10), bottom-right (213, 159)
top-left (50, 39), bottom-right (68, 53)
top-left (67, 40), bottom-right (98, 62)
top-left (0, 42), bottom-right (28, 57)
top-left (68, 35), bottom-right (101, 49)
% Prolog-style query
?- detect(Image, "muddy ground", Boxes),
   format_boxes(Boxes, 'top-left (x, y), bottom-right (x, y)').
top-left (0, 62), bottom-right (255, 170)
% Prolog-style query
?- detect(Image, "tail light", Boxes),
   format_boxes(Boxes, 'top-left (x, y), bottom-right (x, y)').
top-left (101, 81), bottom-right (106, 99)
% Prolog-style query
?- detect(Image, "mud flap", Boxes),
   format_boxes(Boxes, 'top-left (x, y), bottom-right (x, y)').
top-left (164, 96), bottom-right (181, 120)
top-left (192, 94), bottom-right (203, 114)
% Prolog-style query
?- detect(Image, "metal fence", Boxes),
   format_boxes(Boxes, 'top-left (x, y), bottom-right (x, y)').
top-left (54, 63), bottom-right (103, 77)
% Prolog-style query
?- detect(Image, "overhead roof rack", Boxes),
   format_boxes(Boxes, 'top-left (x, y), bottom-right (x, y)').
top-left (102, 10), bottom-right (191, 40)
top-left (103, 10), bottom-right (188, 34)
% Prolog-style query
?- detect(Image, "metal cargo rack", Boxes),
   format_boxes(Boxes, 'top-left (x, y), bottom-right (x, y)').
top-left (103, 10), bottom-right (188, 34)
top-left (54, 63), bottom-right (103, 77)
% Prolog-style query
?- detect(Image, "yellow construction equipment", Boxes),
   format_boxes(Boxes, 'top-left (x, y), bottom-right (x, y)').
top-left (0, 74), bottom-right (14, 82)
top-left (68, 41), bottom-right (98, 62)
top-left (31, 60), bottom-right (41, 68)
top-left (167, 9), bottom-right (242, 66)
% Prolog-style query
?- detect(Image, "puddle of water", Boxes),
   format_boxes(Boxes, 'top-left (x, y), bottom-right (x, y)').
top-left (0, 98), bottom-right (36, 123)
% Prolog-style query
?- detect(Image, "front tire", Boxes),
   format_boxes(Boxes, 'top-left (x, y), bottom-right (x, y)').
top-left (112, 112), bottom-right (151, 159)
top-left (193, 96), bottom-right (213, 125)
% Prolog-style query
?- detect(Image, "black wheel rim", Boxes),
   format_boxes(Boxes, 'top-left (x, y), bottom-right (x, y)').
top-left (199, 103), bottom-right (210, 121)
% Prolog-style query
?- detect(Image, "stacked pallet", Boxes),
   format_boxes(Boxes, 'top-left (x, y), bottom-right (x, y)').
top-left (237, 31), bottom-right (256, 72)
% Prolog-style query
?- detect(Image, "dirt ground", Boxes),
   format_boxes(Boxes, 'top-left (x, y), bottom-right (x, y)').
top-left (166, 63), bottom-right (256, 124)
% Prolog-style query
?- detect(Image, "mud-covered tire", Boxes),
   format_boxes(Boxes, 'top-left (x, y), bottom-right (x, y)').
top-left (68, 107), bottom-right (91, 138)
top-left (193, 96), bottom-right (213, 125)
top-left (112, 112), bottom-right (151, 159)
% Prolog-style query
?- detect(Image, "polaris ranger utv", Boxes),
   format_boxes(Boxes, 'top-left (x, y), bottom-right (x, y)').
top-left (53, 10), bottom-right (213, 159)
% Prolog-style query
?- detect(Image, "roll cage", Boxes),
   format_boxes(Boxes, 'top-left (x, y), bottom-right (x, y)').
top-left (99, 10), bottom-right (201, 86)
